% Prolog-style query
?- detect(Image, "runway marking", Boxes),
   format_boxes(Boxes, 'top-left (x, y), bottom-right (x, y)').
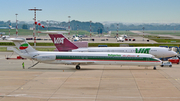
top-left (0, 94), bottom-right (27, 97)
top-left (95, 66), bottom-right (105, 101)
top-left (0, 77), bottom-right (174, 80)
top-left (131, 70), bottom-right (143, 101)
top-left (47, 72), bottom-right (75, 101)
top-left (1, 94), bottom-right (180, 99)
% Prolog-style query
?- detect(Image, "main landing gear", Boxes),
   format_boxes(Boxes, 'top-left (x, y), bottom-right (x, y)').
top-left (76, 64), bottom-right (81, 70)
top-left (153, 66), bottom-right (156, 70)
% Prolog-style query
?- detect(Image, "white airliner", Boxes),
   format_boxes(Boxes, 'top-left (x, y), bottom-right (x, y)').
top-left (0, 35), bottom-right (10, 40)
top-left (104, 31), bottom-right (111, 37)
top-left (7, 38), bottom-right (162, 70)
top-left (116, 36), bottom-right (125, 42)
top-left (120, 34), bottom-right (128, 38)
top-left (73, 35), bottom-right (79, 41)
top-left (116, 34), bottom-right (128, 42)
top-left (49, 34), bottom-right (177, 58)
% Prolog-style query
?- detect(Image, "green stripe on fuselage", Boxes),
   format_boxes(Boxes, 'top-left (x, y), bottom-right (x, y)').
top-left (56, 55), bottom-right (158, 61)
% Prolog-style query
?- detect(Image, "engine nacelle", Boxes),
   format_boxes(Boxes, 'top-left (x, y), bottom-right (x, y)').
top-left (33, 54), bottom-right (56, 61)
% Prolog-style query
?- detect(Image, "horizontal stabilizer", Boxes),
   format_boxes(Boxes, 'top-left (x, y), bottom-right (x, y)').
top-left (38, 31), bottom-right (68, 34)
top-left (7, 38), bottom-right (25, 42)
top-left (9, 47), bottom-right (23, 56)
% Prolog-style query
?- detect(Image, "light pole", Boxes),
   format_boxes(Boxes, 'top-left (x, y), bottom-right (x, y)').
top-left (15, 14), bottom-right (18, 37)
top-left (116, 24), bottom-right (119, 38)
top-left (8, 20), bottom-right (11, 36)
top-left (28, 7), bottom-right (42, 49)
top-left (68, 16), bottom-right (71, 37)
top-left (46, 20), bottom-right (48, 31)
top-left (77, 25), bottom-right (79, 35)
top-left (90, 20), bottom-right (92, 37)
top-left (142, 27), bottom-right (145, 33)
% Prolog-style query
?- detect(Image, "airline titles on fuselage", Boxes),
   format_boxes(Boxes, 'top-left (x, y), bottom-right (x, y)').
top-left (108, 54), bottom-right (137, 57)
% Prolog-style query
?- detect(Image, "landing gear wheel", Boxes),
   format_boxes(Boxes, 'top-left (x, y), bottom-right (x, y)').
top-left (76, 65), bottom-right (80, 70)
top-left (153, 66), bottom-right (156, 70)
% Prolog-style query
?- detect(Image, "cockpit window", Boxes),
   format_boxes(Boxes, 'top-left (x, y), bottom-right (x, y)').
top-left (169, 47), bottom-right (178, 52)
top-left (151, 56), bottom-right (155, 58)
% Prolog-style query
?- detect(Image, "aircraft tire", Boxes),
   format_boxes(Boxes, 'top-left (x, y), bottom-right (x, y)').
top-left (153, 66), bottom-right (156, 70)
top-left (169, 65), bottom-right (172, 67)
top-left (76, 65), bottom-right (81, 70)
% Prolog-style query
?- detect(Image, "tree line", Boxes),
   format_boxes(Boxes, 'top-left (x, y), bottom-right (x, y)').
top-left (1, 21), bottom-right (180, 33)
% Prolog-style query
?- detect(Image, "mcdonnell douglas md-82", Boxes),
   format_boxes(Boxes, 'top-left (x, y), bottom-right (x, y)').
top-left (49, 34), bottom-right (177, 58)
top-left (7, 38), bottom-right (162, 70)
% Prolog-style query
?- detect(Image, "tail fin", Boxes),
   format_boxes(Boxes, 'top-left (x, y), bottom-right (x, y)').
top-left (7, 38), bottom-right (37, 53)
top-left (49, 34), bottom-right (78, 51)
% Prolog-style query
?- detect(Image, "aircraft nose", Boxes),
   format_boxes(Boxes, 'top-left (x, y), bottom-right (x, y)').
top-left (172, 51), bottom-right (177, 56)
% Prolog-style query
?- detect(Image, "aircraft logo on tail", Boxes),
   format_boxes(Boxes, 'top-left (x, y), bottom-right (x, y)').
top-left (54, 38), bottom-right (64, 44)
top-left (19, 43), bottom-right (28, 50)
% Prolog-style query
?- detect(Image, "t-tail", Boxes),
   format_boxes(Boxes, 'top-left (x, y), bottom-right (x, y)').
top-left (49, 34), bottom-right (78, 51)
top-left (7, 38), bottom-right (37, 58)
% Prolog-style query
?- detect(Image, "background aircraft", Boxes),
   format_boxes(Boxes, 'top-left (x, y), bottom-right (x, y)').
top-left (49, 34), bottom-right (177, 58)
top-left (116, 36), bottom-right (125, 42)
top-left (0, 35), bottom-right (10, 40)
top-left (7, 38), bottom-right (162, 70)
top-left (72, 35), bottom-right (80, 41)
top-left (104, 31), bottom-right (111, 37)
top-left (0, 32), bottom-right (9, 40)
top-left (116, 34), bottom-right (128, 42)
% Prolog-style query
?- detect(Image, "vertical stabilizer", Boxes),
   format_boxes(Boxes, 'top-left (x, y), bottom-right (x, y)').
top-left (49, 34), bottom-right (78, 51)
top-left (7, 38), bottom-right (37, 53)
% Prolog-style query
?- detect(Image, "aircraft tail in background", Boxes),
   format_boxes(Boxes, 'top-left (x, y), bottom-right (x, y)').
top-left (49, 34), bottom-right (79, 51)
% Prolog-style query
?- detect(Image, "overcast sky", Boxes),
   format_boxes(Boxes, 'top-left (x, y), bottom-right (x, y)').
top-left (1, 0), bottom-right (180, 23)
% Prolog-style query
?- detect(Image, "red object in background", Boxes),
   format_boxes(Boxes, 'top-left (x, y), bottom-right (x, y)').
top-left (168, 57), bottom-right (179, 64)
top-left (17, 56), bottom-right (25, 59)
top-left (34, 22), bottom-right (45, 28)
top-left (125, 39), bottom-right (128, 41)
